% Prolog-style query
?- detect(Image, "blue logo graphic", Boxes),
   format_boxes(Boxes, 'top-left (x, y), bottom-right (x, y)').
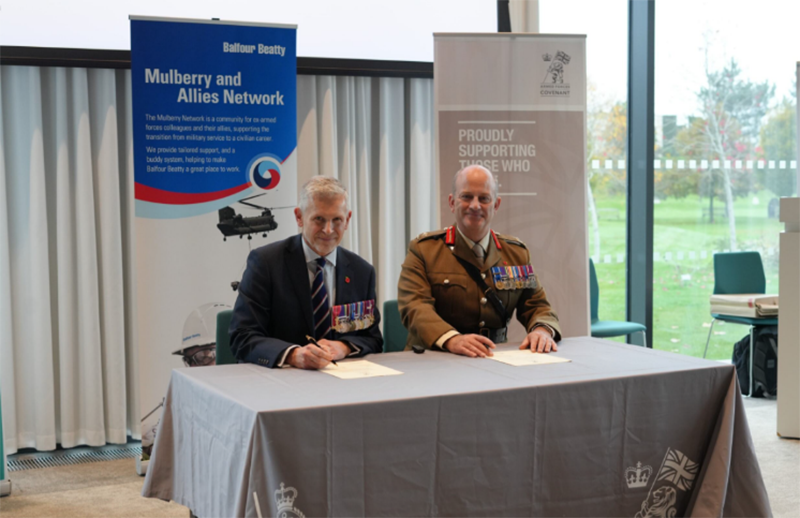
top-left (249, 155), bottom-right (282, 191)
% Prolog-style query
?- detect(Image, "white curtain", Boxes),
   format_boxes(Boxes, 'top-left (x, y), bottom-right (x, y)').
top-left (0, 66), bottom-right (137, 454)
top-left (296, 75), bottom-right (436, 306)
top-left (1, 67), bottom-right (436, 454)
top-left (509, 0), bottom-right (540, 33)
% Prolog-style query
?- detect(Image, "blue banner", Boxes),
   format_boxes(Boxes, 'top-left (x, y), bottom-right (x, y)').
top-left (131, 18), bottom-right (296, 219)
top-left (130, 17), bottom-right (298, 475)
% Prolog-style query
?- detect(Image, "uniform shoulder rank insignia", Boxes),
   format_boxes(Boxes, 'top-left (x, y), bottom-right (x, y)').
top-left (417, 228), bottom-right (447, 242)
top-left (496, 233), bottom-right (528, 249)
top-left (490, 265), bottom-right (537, 290)
top-left (331, 299), bottom-right (376, 333)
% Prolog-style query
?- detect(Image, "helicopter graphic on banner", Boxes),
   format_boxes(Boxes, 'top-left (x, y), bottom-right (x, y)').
top-left (216, 193), bottom-right (293, 241)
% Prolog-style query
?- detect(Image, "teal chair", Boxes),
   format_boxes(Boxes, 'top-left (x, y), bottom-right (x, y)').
top-left (216, 309), bottom-right (237, 365)
top-left (703, 252), bottom-right (777, 397)
top-left (383, 300), bottom-right (408, 352)
top-left (590, 259), bottom-right (647, 346)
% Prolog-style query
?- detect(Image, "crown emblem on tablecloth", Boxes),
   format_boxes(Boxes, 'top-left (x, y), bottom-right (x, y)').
top-left (542, 52), bottom-right (552, 61)
top-left (275, 483), bottom-right (298, 512)
top-left (626, 462), bottom-right (653, 488)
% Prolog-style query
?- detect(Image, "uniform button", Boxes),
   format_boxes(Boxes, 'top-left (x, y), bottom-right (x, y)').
top-left (481, 297), bottom-right (487, 305)
top-left (444, 279), bottom-right (450, 284)
top-left (481, 273), bottom-right (486, 279)
top-left (479, 321), bottom-right (485, 327)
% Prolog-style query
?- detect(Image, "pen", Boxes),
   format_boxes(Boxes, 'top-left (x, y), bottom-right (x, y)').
top-left (305, 335), bottom-right (338, 366)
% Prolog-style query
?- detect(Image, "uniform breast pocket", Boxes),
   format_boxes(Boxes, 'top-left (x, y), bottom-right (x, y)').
top-left (429, 272), bottom-right (468, 318)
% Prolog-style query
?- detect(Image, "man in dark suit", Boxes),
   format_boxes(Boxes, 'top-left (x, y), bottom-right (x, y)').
top-left (230, 176), bottom-right (383, 369)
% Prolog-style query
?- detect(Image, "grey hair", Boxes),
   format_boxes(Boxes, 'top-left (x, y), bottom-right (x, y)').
top-left (452, 165), bottom-right (499, 200)
top-left (299, 176), bottom-right (349, 211)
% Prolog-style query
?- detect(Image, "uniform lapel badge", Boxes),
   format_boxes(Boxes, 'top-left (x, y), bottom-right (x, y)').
top-left (345, 276), bottom-right (351, 284)
top-left (445, 226), bottom-right (456, 246)
top-left (490, 230), bottom-right (502, 250)
top-left (332, 299), bottom-right (375, 333)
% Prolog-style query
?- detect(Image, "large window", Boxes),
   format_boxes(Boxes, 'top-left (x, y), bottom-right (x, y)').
top-left (654, 0), bottom-right (797, 357)
top-left (540, 0), bottom-right (629, 330)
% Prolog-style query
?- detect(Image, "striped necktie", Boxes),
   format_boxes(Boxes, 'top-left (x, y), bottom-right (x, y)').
top-left (311, 257), bottom-right (332, 340)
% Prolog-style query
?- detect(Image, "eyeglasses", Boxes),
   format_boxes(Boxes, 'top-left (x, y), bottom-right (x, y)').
top-left (182, 347), bottom-right (216, 367)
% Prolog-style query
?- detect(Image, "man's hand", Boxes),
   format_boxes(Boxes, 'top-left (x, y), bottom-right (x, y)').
top-left (444, 334), bottom-right (495, 357)
top-left (520, 327), bottom-right (558, 353)
top-left (286, 343), bottom-right (333, 369)
top-left (317, 339), bottom-right (351, 361)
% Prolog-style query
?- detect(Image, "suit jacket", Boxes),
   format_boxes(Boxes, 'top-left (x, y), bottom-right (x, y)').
top-left (398, 227), bottom-right (561, 349)
top-left (230, 234), bottom-right (383, 367)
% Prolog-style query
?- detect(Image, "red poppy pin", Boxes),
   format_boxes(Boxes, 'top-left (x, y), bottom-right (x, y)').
top-left (345, 276), bottom-right (351, 283)
top-left (503, 261), bottom-right (508, 265)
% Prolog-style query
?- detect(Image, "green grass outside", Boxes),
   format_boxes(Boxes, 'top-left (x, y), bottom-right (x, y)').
top-left (590, 190), bottom-right (782, 359)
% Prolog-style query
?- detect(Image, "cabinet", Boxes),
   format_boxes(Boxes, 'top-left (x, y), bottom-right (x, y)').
top-left (778, 197), bottom-right (800, 438)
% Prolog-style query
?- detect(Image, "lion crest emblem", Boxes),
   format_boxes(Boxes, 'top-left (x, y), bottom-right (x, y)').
top-left (635, 486), bottom-right (677, 518)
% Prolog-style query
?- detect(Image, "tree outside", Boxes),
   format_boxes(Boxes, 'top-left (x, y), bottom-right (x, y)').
top-left (587, 57), bottom-right (796, 356)
top-left (758, 95), bottom-right (797, 199)
top-left (656, 59), bottom-right (775, 252)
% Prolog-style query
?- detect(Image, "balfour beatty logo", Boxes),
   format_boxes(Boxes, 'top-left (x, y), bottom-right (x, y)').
top-left (540, 50), bottom-right (571, 97)
top-left (223, 42), bottom-right (287, 56)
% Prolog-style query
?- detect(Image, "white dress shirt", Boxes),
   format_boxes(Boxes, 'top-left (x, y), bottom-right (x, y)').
top-left (278, 237), bottom-right (359, 366)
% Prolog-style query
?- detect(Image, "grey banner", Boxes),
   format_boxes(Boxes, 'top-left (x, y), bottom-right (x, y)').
top-left (435, 35), bottom-right (589, 341)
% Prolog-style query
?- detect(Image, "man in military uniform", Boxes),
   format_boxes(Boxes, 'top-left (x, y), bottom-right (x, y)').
top-left (398, 165), bottom-right (561, 357)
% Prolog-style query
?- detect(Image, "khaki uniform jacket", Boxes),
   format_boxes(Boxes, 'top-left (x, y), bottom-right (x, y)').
top-left (398, 227), bottom-right (561, 350)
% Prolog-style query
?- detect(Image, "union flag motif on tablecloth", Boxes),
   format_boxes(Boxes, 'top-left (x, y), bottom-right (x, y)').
top-left (633, 447), bottom-right (699, 518)
top-left (657, 448), bottom-right (699, 492)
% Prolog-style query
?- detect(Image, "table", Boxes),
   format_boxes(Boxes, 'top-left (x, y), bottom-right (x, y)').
top-left (142, 337), bottom-right (771, 517)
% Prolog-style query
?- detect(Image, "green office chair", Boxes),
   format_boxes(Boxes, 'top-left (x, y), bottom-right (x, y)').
top-left (216, 309), bottom-right (237, 365)
top-left (383, 300), bottom-right (408, 352)
top-left (703, 252), bottom-right (777, 397)
top-left (590, 259), bottom-right (647, 346)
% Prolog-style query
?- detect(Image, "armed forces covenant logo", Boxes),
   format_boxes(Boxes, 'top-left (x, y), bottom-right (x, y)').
top-left (540, 50), bottom-right (571, 97)
top-left (627, 448), bottom-right (699, 518)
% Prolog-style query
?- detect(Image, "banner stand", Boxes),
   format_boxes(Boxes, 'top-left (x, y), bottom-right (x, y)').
top-left (434, 33), bottom-right (589, 340)
top-left (130, 16), bottom-right (297, 474)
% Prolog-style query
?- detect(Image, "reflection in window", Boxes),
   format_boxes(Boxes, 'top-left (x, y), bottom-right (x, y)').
top-left (541, 0), bottom-right (629, 329)
top-left (654, 0), bottom-right (797, 357)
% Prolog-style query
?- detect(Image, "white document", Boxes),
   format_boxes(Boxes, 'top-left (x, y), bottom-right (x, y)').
top-left (489, 350), bottom-right (572, 367)
top-left (709, 293), bottom-right (778, 318)
top-left (321, 359), bottom-right (403, 379)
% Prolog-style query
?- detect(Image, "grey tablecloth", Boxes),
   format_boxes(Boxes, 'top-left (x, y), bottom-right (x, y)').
top-left (142, 337), bottom-right (771, 517)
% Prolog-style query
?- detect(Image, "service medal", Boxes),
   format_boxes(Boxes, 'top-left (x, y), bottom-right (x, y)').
top-left (335, 317), bottom-right (347, 333)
